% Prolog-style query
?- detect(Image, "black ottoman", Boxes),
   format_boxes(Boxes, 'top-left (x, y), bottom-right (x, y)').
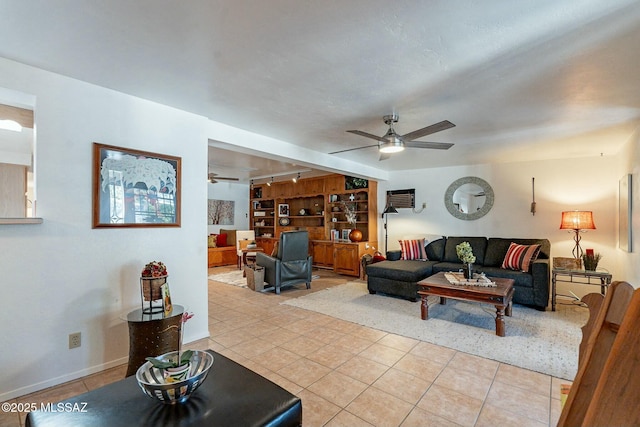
top-left (366, 260), bottom-right (436, 301)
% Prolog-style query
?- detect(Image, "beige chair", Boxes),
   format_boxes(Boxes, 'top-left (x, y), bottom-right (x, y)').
top-left (236, 230), bottom-right (256, 269)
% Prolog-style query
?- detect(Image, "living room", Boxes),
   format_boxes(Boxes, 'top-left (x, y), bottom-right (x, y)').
top-left (1, 2), bottom-right (640, 426)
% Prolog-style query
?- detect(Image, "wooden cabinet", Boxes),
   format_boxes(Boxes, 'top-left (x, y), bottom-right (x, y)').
top-left (327, 183), bottom-right (377, 243)
top-left (255, 237), bottom-right (277, 256)
top-left (311, 240), bottom-right (334, 268)
top-left (250, 197), bottom-right (275, 238)
top-left (333, 241), bottom-right (377, 276)
top-left (250, 174), bottom-right (378, 276)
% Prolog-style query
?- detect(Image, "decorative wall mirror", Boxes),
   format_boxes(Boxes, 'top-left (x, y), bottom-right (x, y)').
top-left (444, 176), bottom-right (494, 220)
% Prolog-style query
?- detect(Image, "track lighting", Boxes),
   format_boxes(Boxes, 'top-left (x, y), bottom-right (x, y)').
top-left (266, 177), bottom-right (273, 186)
top-left (292, 172), bottom-right (300, 183)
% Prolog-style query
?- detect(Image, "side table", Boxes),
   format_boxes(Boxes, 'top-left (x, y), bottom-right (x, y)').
top-left (123, 304), bottom-right (184, 376)
top-left (551, 269), bottom-right (612, 311)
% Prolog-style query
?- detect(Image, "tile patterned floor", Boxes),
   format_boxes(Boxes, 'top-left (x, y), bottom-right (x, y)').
top-left (3, 267), bottom-right (570, 427)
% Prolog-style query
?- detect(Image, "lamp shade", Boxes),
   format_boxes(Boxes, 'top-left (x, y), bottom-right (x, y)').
top-left (383, 205), bottom-right (399, 215)
top-left (560, 211), bottom-right (596, 230)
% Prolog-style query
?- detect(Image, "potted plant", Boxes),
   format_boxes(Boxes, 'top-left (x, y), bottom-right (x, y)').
top-left (145, 311), bottom-right (194, 383)
top-left (582, 252), bottom-right (602, 271)
top-left (456, 242), bottom-right (476, 279)
top-left (140, 261), bottom-right (169, 314)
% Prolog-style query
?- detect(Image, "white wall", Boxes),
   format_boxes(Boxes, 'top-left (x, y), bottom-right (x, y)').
top-left (0, 58), bottom-right (210, 400)
top-left (379, 155), bottom-right (623, 299)
top-left (206, 181), bottom-right (250, 234)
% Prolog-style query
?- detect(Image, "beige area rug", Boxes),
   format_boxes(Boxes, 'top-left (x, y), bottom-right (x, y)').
top-left (208, 270), bottom-right (321, 289)
top-left (282, 280), bottom-right (588, 380)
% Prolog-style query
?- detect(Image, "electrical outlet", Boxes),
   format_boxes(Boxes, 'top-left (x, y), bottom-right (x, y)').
top-left (69, 332), bottom-right (81, 349)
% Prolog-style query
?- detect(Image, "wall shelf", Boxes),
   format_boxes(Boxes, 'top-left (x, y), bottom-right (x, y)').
top-left (0, 218), bottom-right (43, 224)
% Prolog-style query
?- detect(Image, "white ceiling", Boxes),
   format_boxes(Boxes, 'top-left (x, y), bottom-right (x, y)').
top-left (1, 1), bottom-right (640, 182)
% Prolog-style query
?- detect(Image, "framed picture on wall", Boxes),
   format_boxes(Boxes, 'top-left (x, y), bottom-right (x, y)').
top-left (92, 143), bottom-right (181, 228)
top-left (278, 204), bottom-right (289, 217)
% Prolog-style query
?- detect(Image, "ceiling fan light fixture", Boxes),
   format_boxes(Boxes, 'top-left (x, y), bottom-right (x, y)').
top-left (379, 140), bottom-right (404, 153)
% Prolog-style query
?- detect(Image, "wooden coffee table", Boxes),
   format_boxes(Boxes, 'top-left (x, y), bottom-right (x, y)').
top-left (417, 271), bottom-right (515, 336)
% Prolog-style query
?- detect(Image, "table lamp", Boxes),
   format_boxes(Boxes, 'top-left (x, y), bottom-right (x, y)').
top-left (559, 210), bottom-right (596, 259)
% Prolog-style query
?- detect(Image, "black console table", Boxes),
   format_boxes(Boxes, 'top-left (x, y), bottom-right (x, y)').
top-left (26, 350), bottom-right (302, 427)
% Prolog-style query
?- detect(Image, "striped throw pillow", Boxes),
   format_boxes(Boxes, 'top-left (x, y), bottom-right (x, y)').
top-left (399, 239), bottom-right (427, 260)
top-left (502, 242), bottom-right (541, 272)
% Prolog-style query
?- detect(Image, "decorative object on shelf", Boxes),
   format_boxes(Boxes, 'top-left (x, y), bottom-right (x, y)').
top-left (349, 229), bottom-right (363, 242)
top-left (140, 261), bottom-right (169, 314)
top-left (278, 203), bottom-right (289, 217)
top-left (582, 249), bottom-right (602, 271)
top-left (332, 206), bottom-right (340, 212)
top-left (136, 349), bottom-right (213, 404)
top-left (342, 202), bottom-right (360, 241)
top-left (345, 176), bottom-right (369, 190)
top-left (559, 210), bottom-right (596, 259)
top-left (93, 143), bottom-right (181, 228)
top-left (279, 217), bottom-right (290, 226)
top-left (382, 204), bottom-right (398, 253)
top-left (455, 241), bottom-right (476, 279)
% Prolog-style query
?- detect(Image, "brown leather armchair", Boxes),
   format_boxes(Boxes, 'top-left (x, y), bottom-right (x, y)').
top-left (256, 230), bottom-right (312, 294)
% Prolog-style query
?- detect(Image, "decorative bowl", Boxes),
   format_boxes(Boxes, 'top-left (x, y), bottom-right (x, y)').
top-left (136, 350), bottom-right (214, 404)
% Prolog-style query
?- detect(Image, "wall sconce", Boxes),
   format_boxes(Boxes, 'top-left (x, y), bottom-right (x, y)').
top-left (559, 210), bottom-right (596, 259)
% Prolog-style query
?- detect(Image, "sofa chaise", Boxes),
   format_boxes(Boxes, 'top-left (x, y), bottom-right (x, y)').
top-left (366, 236), bottom-right (551, 310)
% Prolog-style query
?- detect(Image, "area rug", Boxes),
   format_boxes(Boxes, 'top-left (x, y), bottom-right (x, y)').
top-left (208, 270), bottom-right (321, 289)
top-left (208, 271), bottom-right (248, 287)
top-left (282, 281), bottom-right (588, 379)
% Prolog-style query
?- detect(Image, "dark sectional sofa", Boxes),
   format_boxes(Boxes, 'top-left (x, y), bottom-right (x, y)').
top-left (366, 236), bottom-right (551, 310)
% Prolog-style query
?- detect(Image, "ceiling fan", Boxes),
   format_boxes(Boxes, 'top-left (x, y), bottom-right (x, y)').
top-left (207, 173), bottom-right (240, 184)
top-left (330, 114), bottom-right (455, 161)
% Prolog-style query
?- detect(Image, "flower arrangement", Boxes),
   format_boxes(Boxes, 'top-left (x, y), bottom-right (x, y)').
top-left (456, 242), bottom-right (476, 264)
top-left (141, 261), bottom-right (168, 277)
top-left (146, 311), bottom-right (194, 370)
top-left (342, 202), bottom-right (357, 225)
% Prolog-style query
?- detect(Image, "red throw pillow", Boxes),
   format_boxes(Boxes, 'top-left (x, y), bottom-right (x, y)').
top-left (399, 239), bottom-right (427, 260)
top-left (216, 233), bottom-right (228, 247)
top-left (372, 252), bottom-right (386, 263)
top-left (502, 242), bottom-right (541, 272)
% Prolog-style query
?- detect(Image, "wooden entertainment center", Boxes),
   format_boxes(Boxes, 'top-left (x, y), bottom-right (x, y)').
top-left (250, 174), bottom-right (378, 277)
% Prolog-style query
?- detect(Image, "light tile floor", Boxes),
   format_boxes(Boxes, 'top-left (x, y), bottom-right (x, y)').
top-left (4, 267), bottom-right (570, 427)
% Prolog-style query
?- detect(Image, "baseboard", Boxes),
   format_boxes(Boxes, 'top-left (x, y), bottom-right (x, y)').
top-left (0, 356), bottom-right (128, 402)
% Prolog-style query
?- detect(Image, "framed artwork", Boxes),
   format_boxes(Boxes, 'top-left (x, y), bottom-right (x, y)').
top-left (92, 143), bottom-right (181, 228)
top-left (208, 199), bottom-right (234, 225)
top-left (278, 204), bottom-right (289, 217)
top-left (345, 176), bottom-right (368, 190)
top-left (342, 229), bottom-right (351, 240)
top-left (619, 174), bottom-right (633, 252)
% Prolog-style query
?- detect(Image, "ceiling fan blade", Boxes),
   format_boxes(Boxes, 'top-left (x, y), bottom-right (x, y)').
top-left (401, 120), bottom-right (455, 141)
top-left (329, 143), bottom-right (379, 154)
top-left (379, 152), bottom-right (392, 161)
top-left (346, 130), bottom-right (388, 143)
top-left (404, 141), bottom-right (454, 150)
